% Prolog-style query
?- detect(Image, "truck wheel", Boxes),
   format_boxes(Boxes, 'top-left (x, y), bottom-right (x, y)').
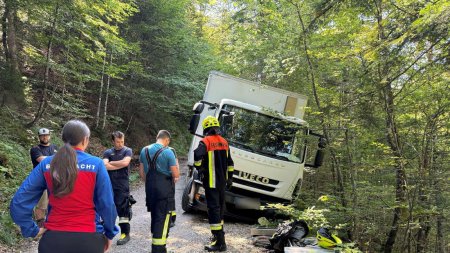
top-left (182, 177), bottom-right (196, 213)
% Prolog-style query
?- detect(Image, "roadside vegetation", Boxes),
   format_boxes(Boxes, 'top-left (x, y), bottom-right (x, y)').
top-left (1, 1), bottom-right (448, 252)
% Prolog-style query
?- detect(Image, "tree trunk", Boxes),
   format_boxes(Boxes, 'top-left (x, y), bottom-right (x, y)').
top-left (2, 3), bottom-right (9, 59)
top-left (61, 48), bottom-right (70, 107)
top-left (436, 209), bottom-right (445, 253)
top-left (4, 0), bottom-right (19, 72)
top-left (381, 78), bottom-right (407, 253)
top-left (289, 0), bottom-right (347, 210)
top-left (2, 0), bottom-right (21, 109)
top-left (345, 129), bottom-right (356, 241)
top-left (125, 114), bottom-right (134, 133)
top-left (102, 53), bottom-right (113, 129)
top-left (416, 122), bottom-right (434, 253)
top-left (95, 51), bottom-right (107, 128)
top-left (434, 144), bottom-right (445, 253)
top-left (29, 5), bottom-right (59, 126)
top-left (369, 2), bottom-right (407, 252)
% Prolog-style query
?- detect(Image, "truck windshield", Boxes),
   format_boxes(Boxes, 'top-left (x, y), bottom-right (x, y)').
top-left (219, 104), bottom-right (307, 163)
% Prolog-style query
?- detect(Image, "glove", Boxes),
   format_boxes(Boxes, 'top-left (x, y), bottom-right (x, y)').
top-left (226, 179), bottom-right (233, 190)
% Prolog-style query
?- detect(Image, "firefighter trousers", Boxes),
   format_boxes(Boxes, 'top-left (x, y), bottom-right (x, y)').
top-left (109, 170), bottom-right (131, 235)
top-left (205, 186), bottom-right (226, 231)
top-left (146, 169), bottom-right (174, 252)
top-left (149, 198), bottom-right (171, 252)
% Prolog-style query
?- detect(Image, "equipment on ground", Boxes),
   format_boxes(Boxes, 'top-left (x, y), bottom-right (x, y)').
top-left (316, 227), bottom-right (342, 249)
top-left (270, 220), bottom-right (309, 252)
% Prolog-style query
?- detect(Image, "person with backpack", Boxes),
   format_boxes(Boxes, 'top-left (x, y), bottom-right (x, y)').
top-left (103, 131), bottom-right (133, 245)
top-left (138, 130), bottom-right (179, 253)
top-left (194, 116), bottom-right (234, 252)
top-left (29, 128), bottom-right (58, 226)
top-left (11, 120), bottom-right (118, 253)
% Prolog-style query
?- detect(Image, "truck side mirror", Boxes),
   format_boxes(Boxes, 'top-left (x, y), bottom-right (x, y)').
top-left (318, 137), bottom-right (326, 149)
top-left (193, 102), bottom-right (205, 114)
top-left (314, 149), bottom-right (325, 167)
top-left (188, 114), bottom-right (201, 134)
top-left (313, 137), bottom-right (326, 167)
top-left (222, 112), bottom-right (234, 126)
top-left (306, 135), bottom-right (326, 168)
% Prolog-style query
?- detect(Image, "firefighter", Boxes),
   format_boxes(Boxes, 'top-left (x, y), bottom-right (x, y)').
top-left (139, 130), bottom-right (179, 253)
top-left (194, 116), bottom-right (234, 252)
top-left (103, 131), bottom-right (133, 245)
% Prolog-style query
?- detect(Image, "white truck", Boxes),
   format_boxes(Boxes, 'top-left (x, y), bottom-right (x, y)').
top-left (182, 71), bottom-right (325, 216)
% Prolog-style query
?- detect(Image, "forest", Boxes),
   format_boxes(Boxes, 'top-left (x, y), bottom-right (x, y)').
top-left (0, 0), bottom-right (448, 252)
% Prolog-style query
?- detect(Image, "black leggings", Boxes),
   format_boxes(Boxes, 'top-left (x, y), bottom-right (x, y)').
top-left (39, 230), bottom-right (106, 253)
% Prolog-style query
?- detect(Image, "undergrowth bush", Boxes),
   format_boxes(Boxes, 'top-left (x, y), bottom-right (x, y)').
top-left (0, 139), bottom-right (31, 245)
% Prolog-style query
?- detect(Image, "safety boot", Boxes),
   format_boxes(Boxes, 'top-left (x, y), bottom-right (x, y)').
top-left (205, 230), bottom-right (227, 252)
top-left (117, 233), bottom-right (130, 245)
top-left (151, 244), bottom-right (167, 253)
top-left (117, 222), bottom-right (130, 245)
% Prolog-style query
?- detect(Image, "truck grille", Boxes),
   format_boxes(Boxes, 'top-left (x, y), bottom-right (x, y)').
top-left (233, 170), bottom-right (279, 192)
top-left (233, 178), bottom-right (275, 192)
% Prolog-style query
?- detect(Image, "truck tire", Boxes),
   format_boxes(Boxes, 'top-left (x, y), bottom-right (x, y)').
top-left (181, 177), bottom-right (195, 213)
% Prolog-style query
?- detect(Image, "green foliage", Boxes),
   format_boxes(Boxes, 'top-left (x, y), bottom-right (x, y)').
top-left (0, 213), bottom-right (21, 246)
top-left (0, 65), bottom-right (25, 108)
top-left (257, 217), bottom-right (278, 228)
top-left (199, 0), bottom-right (450, 252)
top-left (0, 109), bottom-right (33, 245)
top-left (0, 138), bottom-right (32, 245)
top-left (0, 0), bottom-right (448, 251)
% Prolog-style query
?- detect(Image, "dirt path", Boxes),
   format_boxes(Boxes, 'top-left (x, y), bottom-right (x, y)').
top-left (15, 160), bottom-right (264, 253)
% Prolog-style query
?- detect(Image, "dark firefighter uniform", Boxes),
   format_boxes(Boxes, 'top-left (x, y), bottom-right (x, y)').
top-left (140, 143), bottom-right (177, 253)
top-left (103, 147), bottom-right (133, 243)
top-left (194, 116), bottom-right (234, 252)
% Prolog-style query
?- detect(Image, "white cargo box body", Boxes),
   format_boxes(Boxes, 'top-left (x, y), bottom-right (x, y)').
top-left (203, 71), bottom-right (308, 119)
top-left (188, 72), bottom-right (308, 166)
top-left (188, 72), bottom-right (309, 201)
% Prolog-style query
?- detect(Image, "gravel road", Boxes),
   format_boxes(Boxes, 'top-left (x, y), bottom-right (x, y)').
top-left (15, 159), bottom-right (265, 253)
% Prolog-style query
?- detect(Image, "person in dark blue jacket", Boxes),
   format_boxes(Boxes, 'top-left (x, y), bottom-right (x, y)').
top-left (10, 120), bottom-right (118, 253)
top-left (103, 131), bottom-right (133, 245)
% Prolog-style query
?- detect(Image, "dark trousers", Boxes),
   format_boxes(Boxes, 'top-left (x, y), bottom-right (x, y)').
top-left (150, 198), bottom-right (171, 250)
top-left (205, 186), bottom-right (226, 227)
top-left (109, 170), bottom-right (131, 235)
top-left (145, 169), bottom-right (174, 252)
top-left (38, 230), bottom-right (105, 253)
top-left (109, 170), bottom-right (130, 218)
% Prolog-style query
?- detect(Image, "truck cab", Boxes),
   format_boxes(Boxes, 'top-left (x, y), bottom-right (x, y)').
top-left (182, 72), bottom-right (324, 216)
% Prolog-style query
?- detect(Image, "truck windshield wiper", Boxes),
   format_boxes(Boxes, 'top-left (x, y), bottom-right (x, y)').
top-left (228, 140), bottom-right (254, 152)
top-left (257, 150), bottom-right (292, 162)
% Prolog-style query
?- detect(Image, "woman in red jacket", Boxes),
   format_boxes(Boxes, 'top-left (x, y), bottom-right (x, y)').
top-left (11, 120), bottom-right (118, 253)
